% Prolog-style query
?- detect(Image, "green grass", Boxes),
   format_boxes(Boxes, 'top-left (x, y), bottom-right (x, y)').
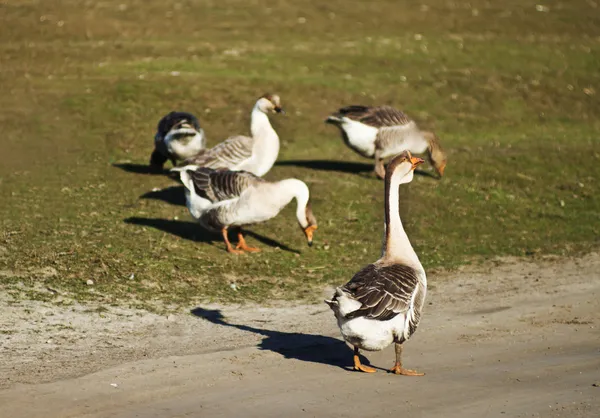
top-left (0, 0), bottom-right (599, 310)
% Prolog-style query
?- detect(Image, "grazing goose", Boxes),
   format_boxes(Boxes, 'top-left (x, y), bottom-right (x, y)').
top-left (172, 165), bottom-right (317, 254)
top-left (150, 111), bottom-right (206, 169)
top-left (184, 94), bottom-right (284, 177)
top-left (326, 105), bottom-right (446, 179)
top-left (326, 151), bottom-right (427, 375)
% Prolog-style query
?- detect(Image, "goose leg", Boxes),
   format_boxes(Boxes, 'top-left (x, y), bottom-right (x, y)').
top-left (236, 229), bottom-right (261, 253)
top-left (222, 227), bottom-right (244, 254)
top-left (353, 346), bottom-right (376, 373)
top-left (374, 150), bottom-right (386, 180)
top-left (389, 343), bottom-right (424, 376)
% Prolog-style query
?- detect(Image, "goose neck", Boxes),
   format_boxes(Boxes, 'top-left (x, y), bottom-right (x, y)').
top-left (383, 170), bottom-right (421, 268)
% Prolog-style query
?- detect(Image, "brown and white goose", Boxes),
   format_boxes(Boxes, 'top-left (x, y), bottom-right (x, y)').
top-left (326, 151), bottom-right (427, 375)
top-left (172, 165), bottom-right (317, 254)
top-left (326, 105), bottom-right (446, 179)
top-left (184, 94), bottom-right (284, 177)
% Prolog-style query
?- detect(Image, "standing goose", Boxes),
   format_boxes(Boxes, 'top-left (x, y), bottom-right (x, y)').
top-left (326, 151), bottom-right (427, 375)
top-left (326, 105), bottom-right (446, 179)
top-left (172, 165), bottom-right (317, 254)
top-left (184, 94), bottom-right (284, 177)
top-left (150, 111), bottom-right (206, 169)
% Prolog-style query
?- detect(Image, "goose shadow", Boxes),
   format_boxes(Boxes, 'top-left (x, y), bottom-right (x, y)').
top-left (275, 160), bottom-right (439, 179)
top-left (190, 307), bottom-right (363, 371)
top-left (141, 186), bottom-right (186, 206)
top-left (275, 160), bottom-right (372, 174)
top-left (124, 217), bottom-right (300, 253)
top-left (112, 162), bottom-right (177, 177)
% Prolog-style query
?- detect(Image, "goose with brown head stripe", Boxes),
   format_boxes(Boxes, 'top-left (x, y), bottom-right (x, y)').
top-left (326, 151), bottom-right (427, 375)
top-left (172, 165), bottom-right (317, 254)
top-left (326, 105), bottom-right (446, 179)
top-left (184, 94), bottom-right (284, 177)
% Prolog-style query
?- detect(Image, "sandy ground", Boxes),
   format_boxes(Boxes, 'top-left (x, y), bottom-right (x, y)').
top-left (1, 253), bottom-right (599, 417)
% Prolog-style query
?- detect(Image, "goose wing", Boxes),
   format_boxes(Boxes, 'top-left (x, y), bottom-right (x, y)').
top-left (187, 167), bottom-right (264, 203)
top-left (185, 135), bottom-right (254, 169)
top-left (333, 106), bottom-right (412, 128)
top-left (342, 263), bottom-right (420, 321)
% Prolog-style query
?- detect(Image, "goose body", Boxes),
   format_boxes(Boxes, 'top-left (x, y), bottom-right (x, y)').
top-left (326, 105), bottom-right (446, 178)
top-left (326, 151), bottom-right (427, 375)
top-left (150, 111), bottom-right (206, 169)
top-left (173, 165), bottom-right (317, 253)
top-left (184, 94), bottom-right (284, 177)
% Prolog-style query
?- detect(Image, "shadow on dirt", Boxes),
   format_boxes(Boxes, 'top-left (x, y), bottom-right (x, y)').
top-left (191, 307), bottom-right (365, 371)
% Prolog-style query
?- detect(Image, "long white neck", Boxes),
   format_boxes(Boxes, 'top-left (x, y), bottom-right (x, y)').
top-left (249, 105), bottom-right (280, 176)
top-left (382, 169), bottom-right (421, 269)
top-left (274, 179), bottom-right (310, 227)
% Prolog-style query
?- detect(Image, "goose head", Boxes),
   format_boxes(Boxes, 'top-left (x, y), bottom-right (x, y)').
top-left (256, 93), bottom-right (285, 114)
top-left (387, 151), bottom-right (425, 184)
top-left (422, 131), bottom-right (447, 177)
top-left (301, 201), bottom-right (318, 246)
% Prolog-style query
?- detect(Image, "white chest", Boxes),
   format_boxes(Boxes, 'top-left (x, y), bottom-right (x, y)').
top-left (237, 135), bottom-right (280, 177)
top-left (341, 119), bottom-right (378, 158)
top-left (166, 132), bottom-right (205, 159)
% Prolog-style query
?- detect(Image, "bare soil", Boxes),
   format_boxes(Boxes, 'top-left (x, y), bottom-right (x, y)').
top-left (1, 254), bottom-right (599, 417)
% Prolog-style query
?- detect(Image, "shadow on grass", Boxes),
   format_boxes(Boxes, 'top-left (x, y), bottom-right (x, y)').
top-left (276, 159), bottom-right (372, 174)
top-left (414, 168), bottom-right (439, 180)
top-left (275, 160), bottom-right (439, 179)
top-left (191, 307), bottom-right (359, 371)
top-left (141, 186), bottom-right (186, 206)
top-left (112, 163), bottom-right (169, 175)
top-left (124, 217), bottom-right (300, 253)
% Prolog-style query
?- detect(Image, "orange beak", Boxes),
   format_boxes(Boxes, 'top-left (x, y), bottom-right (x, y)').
top-left (410, 156), bottom-right (425, 170)
top-left (304, 225), bottom-right (318, 246)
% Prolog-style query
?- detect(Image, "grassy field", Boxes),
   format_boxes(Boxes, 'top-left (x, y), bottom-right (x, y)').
top-left (0, 0), bottom-right (598, 310)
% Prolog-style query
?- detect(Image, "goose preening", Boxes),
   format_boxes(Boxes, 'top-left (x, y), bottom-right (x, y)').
top-left (150, 111), bottom-right (206, 169)
top-left (184, 94), bottom-right (284, 177)
top-left (326, 105), bottom-right (446, 179)
top-left (326, 151), bottom-right (427, 375)
top-left (172, 165), bottom-right (317, 254)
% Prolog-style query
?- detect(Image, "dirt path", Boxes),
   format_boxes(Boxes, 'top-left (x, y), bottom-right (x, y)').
top-left (1, 254), bottom-right (599, 417)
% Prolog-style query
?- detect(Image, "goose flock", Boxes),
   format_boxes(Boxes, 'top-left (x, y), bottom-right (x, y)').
top-left (149, 93), bottom-right (447, 374)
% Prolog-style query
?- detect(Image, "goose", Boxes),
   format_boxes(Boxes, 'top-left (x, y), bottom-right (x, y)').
top-left (326, 151), bottom-right (427, 375)
top-left (150, 111), bottom-right (206, 169)
top-left (171, 165), bottom-right (317, 254)
top-left (326, 105), bottom-right (446, 179)
top-left (184, 94), bottom-right (284, 177)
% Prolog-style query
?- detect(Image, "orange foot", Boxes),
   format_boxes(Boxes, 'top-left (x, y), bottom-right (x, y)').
top-left (354, 355), bottom-right (376, 373)
top-left (236, 243), bottom-right (261, 253)
top-left (389, 364), bottom-right (425, 376)
top-left (355, 363), bottom-right (377, 373)
top-left (226, 246), bottom-right (245, 255)
top-left (236, 233), bottom-right (261, 253)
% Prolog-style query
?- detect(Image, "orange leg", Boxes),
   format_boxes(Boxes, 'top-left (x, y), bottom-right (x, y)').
top-left (389, 343), bottom-right (424, 376)
top-left (222, 228), bottom-right (244, 254)
top-left (236, 230), bottom-right (261, 253)
top-left (374, 150), bottom-right (386, 180)
top-left (353, 346), bottom-right (376, 373)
